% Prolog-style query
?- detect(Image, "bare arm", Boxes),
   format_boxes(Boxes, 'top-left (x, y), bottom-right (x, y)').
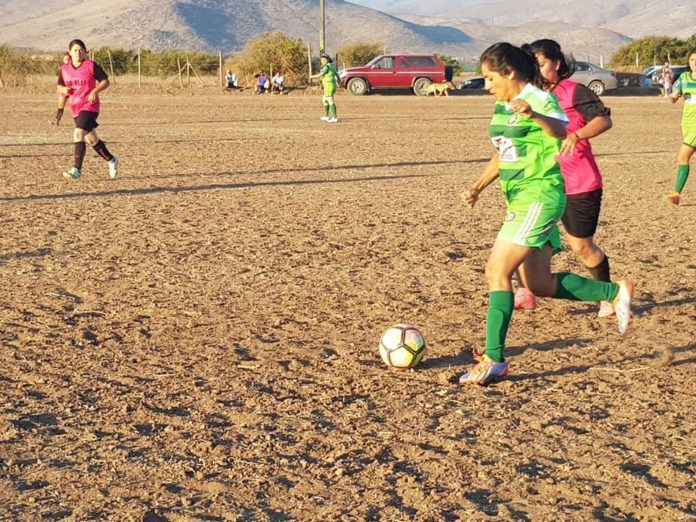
top-left (461, 153), bottom-right (500, 208)
top-left (509, 99), bottom-right (567, 140)
top-left (87, 78), bottom-right (109, 103)
top-left (560, 115), bottom-right (612, 155)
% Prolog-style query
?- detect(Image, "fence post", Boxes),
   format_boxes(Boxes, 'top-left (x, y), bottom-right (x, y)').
top-left (599, 55), bottom-right (604, 68)
top-left (307, 42), bottom-right (313, 82)
top-left (137, 48), bottom-right (141, 88)
top-left (107, 50), bottom-right (115, 83)
top-left (219, 51), bottom-right (223, 88)
top-left (177, 56), bottom-right (183, 88)
top-left (186, 52), bottom-right (190, 86)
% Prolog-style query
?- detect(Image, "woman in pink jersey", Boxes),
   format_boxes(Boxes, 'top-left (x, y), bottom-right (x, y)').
top-left (514, 39), bottom-right (615, 318)
top-left (57, 39), bottom-right (118, 180)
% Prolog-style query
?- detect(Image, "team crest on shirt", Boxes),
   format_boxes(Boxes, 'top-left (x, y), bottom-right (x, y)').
top-left (507, 114), bottom-right (519, 125)
top-left (505, 211), bottom-right (516, 222)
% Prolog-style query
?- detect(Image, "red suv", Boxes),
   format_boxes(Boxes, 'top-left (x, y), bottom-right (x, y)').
top-left (338, 54), bottom-right (449, 96)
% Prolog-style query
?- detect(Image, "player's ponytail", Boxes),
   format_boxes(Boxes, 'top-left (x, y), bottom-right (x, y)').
top-left (480, 42), bottom-right (548, 90)
top-left (527, 39), bottom-right (575, 81)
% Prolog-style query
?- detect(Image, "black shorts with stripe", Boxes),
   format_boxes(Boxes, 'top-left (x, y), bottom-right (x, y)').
top-left (74, 111), bottom-right (100, 132)
top-left (561, 188), bottom-right (602, 239)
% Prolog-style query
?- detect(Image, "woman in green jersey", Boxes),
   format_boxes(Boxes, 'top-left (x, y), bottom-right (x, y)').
top-left (310, 54), bottom-right (339, 123)
top-left (667, 48), bottom-right (696, 205)
top-left (459, 42), bottom-right (634, 385)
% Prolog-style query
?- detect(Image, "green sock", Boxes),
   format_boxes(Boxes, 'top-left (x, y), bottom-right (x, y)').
top-left (324, 104), bottom-right (329, 117)
top-left (484, 291), bottom-right (513, 363)
top-left (330, 104), bottom-right (337, 118)
top-left (554, 272), bottom-right (619, 302)
top-left (675, 164), bottom-right (690, 193)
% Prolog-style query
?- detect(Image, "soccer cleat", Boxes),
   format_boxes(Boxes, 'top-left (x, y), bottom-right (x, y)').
top-left (666, 192), bottom-right (680, 205)
top-left (108, 156), bottom-right (119, 179)
top-left (327, 117), bottom-right (339, 123)
top-left (320, 116), bottom-right (330, 122)
top-left (471, 347), bottom-right (484, 362)
top-left (612, 280), bottom-right (634, 335)
top-left (514, 287), bottom-right (537, 311)
top-left (597, 300), bottom-right (615, 318)
top-left (63, 167), bottom-right (81, 179)
top-left (459, 355), bottom-right (509, 385)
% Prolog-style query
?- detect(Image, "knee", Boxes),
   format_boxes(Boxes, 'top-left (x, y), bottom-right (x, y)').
top-left (485, 262), bottom-right (511, 289)
top-left (570, 240), bottom-right (596, 260)
top-left (73, 129), bottom-right (85, 141)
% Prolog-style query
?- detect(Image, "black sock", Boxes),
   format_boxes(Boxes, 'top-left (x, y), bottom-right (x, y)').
top-left (588, 255), bottom-right (611, 282)
top-left (74, 142), bottom-right (86, 169)
top-left (92, 140), bottom-right (114, 162)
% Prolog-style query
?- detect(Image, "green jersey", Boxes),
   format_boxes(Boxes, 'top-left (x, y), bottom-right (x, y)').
top-left (321, 63), bottom-right (338, 88)
top-left (673, 70), bottom-right (696, 130)
top-left (489, 83), bottom-right (568, 200)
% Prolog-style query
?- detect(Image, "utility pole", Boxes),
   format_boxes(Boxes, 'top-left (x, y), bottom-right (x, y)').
top-left (319, 0), bottom-right (326, 54)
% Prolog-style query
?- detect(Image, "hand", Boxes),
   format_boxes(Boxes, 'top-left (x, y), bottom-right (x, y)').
top-left (559, 132), bottom-right (579, 155)
top-left (509, 99), bottom-right (533, 117)
top-left (87, 89), bottom-right (98, 103)
top-left (461, 188), bottom-right (480, 208)
top-left (53, 108), bottom-right (64, 126)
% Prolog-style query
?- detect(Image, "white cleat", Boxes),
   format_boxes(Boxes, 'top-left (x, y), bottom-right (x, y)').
top-left (612, 280), bottom-right (634, 335)
top-left (108, 156), bottom-right (119, 179)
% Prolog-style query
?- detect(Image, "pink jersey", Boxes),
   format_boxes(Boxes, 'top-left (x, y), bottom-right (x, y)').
top-left (58, 59), bottom-right (103, 117)
top-left (553, 79), bottom-right (606, 195)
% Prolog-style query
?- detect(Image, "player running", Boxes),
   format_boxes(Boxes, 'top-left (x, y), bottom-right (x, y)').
top-left (458, 42), bottom-right (634, 385)
top-left (513, 39), bottom-right (615, 318)
top-left (310, 54), bottom-right (339, 123)
top-left (57, 39), bottom-right (119, 180)
top-left (666, 48), bottom-right (696, 205)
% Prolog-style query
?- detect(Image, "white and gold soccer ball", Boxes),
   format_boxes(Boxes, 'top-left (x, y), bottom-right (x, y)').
top-left (379, 324), bottom-right (426, 369)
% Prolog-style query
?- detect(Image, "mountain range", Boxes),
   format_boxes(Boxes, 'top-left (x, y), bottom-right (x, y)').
top-left (349, 0), bottom-right (696, 39)
top-left (0, 0), bottom-right (675, 60)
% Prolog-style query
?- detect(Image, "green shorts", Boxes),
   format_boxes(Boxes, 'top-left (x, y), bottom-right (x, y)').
top-left (682, 127), bottom-right (696, 149)
top-left (498, 182), bottom-right (566, 253)
top-left (323, 84), bottom-right (337, 97)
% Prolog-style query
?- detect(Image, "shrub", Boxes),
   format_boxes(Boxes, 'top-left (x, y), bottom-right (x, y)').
top-left (227, 32), bottom-right (308, 87)
top-left (0, 45), bottom-right (43, 87)
top-left (337, 41), bottom-right (382, 67)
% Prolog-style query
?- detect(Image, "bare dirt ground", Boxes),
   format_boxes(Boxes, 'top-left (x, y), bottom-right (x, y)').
top-left (0, 84), bottom-right (694, 521)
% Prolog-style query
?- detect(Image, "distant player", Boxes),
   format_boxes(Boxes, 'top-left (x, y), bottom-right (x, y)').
top-left (310, 54), bottom-right (339, 123)
top-left (57, 39), bottom-right (119, 180)
top-left (513, 39), bottom-right (615, 318)
top-left (458, 43), bottom-right (633, 385)
top-left (666, 48), bottom-right (696, 205)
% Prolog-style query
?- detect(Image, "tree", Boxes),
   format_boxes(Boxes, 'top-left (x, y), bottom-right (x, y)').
top-left (227, 32), bottom-right (308, 87)
top-left (437, 53), bottom-right (464, 76)
top-left (337, 41), bottom-right (383, 67)
top-left (611, 35), bottom-right (694, 67)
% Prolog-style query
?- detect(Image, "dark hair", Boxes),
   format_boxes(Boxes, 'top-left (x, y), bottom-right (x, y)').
top-left (320, 53), bottom-right (333, 63)
top-left (689, 48), bottom-right (696, 57)
top-left (480, 42), bottom-right (547, 89)
top-left (525, 39), bottom-right (576, 81)
top-left (68, 39), bottom-right (87, 52)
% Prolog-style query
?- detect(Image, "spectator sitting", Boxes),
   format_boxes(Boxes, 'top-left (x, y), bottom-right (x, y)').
top-left (270, 72), bottom-right (285, 94)
top-left (225, 70), bottom-right (237, 89)
top-left (256, 73), bottom-right (269, 94)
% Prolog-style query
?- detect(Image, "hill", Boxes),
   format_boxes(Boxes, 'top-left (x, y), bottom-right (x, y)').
top-left (353, 0), bottom-right (696, 39)
top-left (0, 0), bottom-right (632, 59)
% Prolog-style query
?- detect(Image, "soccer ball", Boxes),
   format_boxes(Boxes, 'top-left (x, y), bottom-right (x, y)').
top-left (379, 324), bottom-right (426, 369)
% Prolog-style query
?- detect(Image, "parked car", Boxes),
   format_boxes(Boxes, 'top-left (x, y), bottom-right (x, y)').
top-left (459, 76), bottom-right (485, 90)
top-left (338, 54), bottom-right (450, 96)
top-left (458, 61), bottom-right (617, 95)
top-left (570, 61), bottom-right (618, 95)
top-left (647, 65), bottom-right (688, 88)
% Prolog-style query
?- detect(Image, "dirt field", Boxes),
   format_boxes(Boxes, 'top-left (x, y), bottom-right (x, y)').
top-left (0, 84), bottom-right (694, 521)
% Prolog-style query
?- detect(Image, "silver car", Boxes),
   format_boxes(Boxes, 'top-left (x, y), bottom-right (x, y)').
top-left (571, 61), bottom-right (618, 96)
